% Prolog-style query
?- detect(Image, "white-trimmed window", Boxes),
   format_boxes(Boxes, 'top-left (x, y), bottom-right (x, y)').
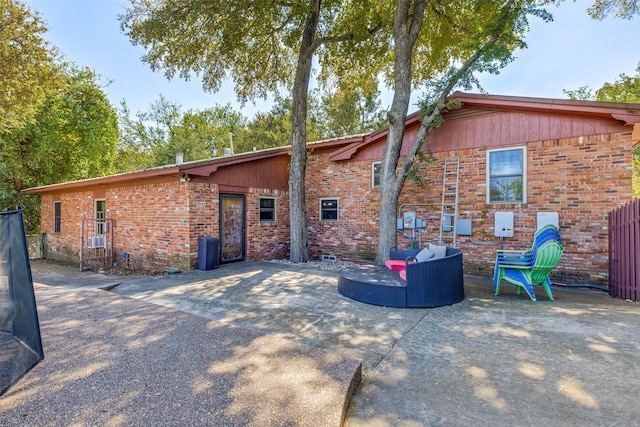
top-left (487, 146), bottom-right (527, 204)
top-left (95, 199), bottom-right (106, 235)
top-left (54, 201), bottom-right (61, 233)
top-left (320, 198), bottom-right (339, 222)
top-left (259, 197), bottom-right (276, 222)
top-left (372, 162), bottom-right (382, 188)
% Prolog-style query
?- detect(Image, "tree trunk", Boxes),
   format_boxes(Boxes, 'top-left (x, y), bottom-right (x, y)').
top-left (289, 0), bottom-right (321, 263)
top-left (375, 0), bottom-right (427, 265)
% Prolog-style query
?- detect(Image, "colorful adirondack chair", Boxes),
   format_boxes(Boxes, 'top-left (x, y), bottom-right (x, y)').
top-left (492, 225), bottom-right (560, 287)
top-left (495, 225), bottom-right (561, 266)
top-left (493, 231), bottom-right (563, 301)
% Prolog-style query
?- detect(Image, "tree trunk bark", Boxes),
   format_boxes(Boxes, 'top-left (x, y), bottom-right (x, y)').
top-left (375, 0), bottom-right (427, 265)
top-left (289, 0), bottom-right (321, 263)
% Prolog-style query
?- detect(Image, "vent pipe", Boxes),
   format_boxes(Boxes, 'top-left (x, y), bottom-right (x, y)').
top-left (228, 132), bottom-right (234, 155)
top-left (176, 152), bottom-right (184, 164)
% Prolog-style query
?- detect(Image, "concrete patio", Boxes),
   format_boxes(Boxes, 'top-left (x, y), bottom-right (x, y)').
top-left (2, 260), bottom-right (639, 426)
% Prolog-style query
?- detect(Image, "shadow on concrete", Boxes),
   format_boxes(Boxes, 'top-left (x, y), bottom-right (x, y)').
top-left (3, 260), bottom-right (640, 426)
top-left (1, 281), bottom-right (361, 426)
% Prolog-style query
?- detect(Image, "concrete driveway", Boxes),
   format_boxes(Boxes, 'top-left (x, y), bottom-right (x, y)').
top-left (3, 260), bottom-right (640, 426)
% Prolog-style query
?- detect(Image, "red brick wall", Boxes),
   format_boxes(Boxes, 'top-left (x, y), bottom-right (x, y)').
top-left (306, 150), bottom-right (381, 261)
top-left (40, 177), bottom-right (291, 272)
top-left (188, 181), bottom-right (220, 269)
top-left (449, 132), bottom-right (632, 285)
top-left (107, 179), bottom-right (192, 272)
top-left (305, 132), bottom-right (634, 285)
top-left (41, 178), bottom-right (191, 272)
top-left (188, 182), bottom-right (290, 265)
top-left (40, 191), bottom-right (94, 264)
top-left (245, 188), bottom-right (290, 260)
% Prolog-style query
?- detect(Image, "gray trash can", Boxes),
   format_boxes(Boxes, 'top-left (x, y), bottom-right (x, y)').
top-left (197, 237), bottom-right (219, 270)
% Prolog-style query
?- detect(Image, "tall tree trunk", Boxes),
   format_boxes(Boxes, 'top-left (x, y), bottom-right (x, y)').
top-left (375, 0), bottom-right (519, 265)
top-left (375, 0), bottom-right (427, 265)
top-left (289, 0), bottom-right (321, 262)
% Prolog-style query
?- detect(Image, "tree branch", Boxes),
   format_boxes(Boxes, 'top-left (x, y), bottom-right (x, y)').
top-left (397, 0), bottom-right (518, 182)
top-left (311, 20), bottom-right (384, 53)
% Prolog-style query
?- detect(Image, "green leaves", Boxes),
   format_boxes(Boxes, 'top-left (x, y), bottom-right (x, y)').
top-left (596, 63), bottom-right (640, 103)
top-left (0, 0), bottom-right (62, 133)
top-left (121, 1), bottom-right (301, 102)
top-left (0, 64), bottom-right (118, 231)
top-left (114, 88), bottom-right (389, 170)
top-left (564, 62), bottom-right (640, 103)
top-left (1, 2), bottom-right (118, 229)
top-left (588, 0), bottom-right (640, 20)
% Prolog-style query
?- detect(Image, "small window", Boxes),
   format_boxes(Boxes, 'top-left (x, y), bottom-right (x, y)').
top-left (320, 198), bottom-right (339, 222)
top-left (372, 162), bottom-right (382, 188)
top-left (487, 147), bottom-right (527, 204)
top-left (95, 199), bottom-right (106, 235)
top-left (259, 197), bottom-right (276, 222)
top-left (54, 201), bottom-right (61, 233)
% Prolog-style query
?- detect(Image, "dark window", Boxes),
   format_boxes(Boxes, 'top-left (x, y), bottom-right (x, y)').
top-left (320, 198), bottom-right (339, 221)
top-left (54, 202), bottom-right (61, 233)
top-left (259, 197), bottom-right (275, 222)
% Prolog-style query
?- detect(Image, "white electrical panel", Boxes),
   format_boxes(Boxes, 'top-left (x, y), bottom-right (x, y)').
top-left (494, 212), bottom-right (514, 237)
top-left (537, 212), bottom-right (559, 230)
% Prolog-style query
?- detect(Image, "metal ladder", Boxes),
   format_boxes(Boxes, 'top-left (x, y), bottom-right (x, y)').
top-left (439, 157), bottom-right (459, 247)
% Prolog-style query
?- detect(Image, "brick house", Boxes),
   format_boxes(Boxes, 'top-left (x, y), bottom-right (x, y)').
top-left (23, 138), bottom-right (359, 273)
top-left (25, 93), bottom-right (640, 284)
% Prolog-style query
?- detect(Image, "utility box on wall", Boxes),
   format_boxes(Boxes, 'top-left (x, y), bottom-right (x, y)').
top-left (494, 212), bottom-right (514, 237)
top-left (403, 211), bottom-right (416, 229)
top-left (537, 212), bottom-right (559, 230)
top-left (456, 218), bottom-right (472, 235)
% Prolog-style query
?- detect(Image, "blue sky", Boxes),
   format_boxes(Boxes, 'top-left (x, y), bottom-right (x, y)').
top-left (24, 0), bottom-right (640, 117)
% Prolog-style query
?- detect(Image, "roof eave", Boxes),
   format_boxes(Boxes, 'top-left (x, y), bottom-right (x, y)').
top-left (22, 134), bottom-right (365, 193)
top-left (22, 166), bottom-right (180, 195)
top-left (450, 92), bottom-right (640, 125)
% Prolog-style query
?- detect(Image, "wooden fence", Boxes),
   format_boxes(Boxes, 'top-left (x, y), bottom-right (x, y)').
top-left (609, 199), bottom-right (640, 301)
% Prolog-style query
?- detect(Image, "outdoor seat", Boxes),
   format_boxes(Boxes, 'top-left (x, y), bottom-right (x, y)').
top-left (384, 259), bottom-right (409, 271)
top-left (493, 234), bottom-right (563, 301)
top-left (495, 224), bottom-right (561, 266)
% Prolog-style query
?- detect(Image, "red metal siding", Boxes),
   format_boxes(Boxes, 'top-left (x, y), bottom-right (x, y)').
top-left (196, 155), bottom-right (289, 190)
top-left (348, 109), bottom-right (627, 161)
top-left (428, 110), bottom-right (627, 153)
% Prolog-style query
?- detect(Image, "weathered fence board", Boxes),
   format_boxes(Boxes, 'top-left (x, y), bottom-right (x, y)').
top-left (609, 199), bottom-right (640, 301)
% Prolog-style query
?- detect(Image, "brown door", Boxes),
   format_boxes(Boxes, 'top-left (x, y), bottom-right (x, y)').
top-left (219, 194), bottom-right (245, 263)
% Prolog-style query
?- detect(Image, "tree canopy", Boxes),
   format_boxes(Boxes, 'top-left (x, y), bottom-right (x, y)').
top-left (564, 64), bottom-right (640, 103)
top-left (0, 65), bottom-right (118, 231)
top-left (121, 0), bottom-right (561, 263)
top-left (373, 0), bottom-right (557, 264)
top-left (114, 88), bottom-right (385, 173)
top-left (0, 0), bottom-right (61, 133)
top-left (120, 1), bottom-right (384, 103)
top-left (121, 0), bottom-right (388, 261)
top-left (316, 85), bottom-right (388, 138)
